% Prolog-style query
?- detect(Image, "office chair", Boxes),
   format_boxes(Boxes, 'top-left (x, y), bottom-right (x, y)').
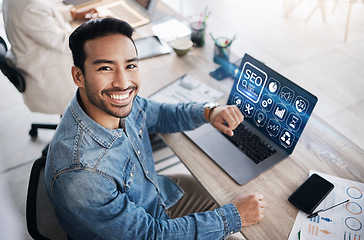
top-left (0, 36), bottom-right (58, 138)
top-left (26, 155), bottom-right (69, 240)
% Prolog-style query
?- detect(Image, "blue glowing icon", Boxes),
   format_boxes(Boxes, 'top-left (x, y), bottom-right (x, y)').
top-left (236, 62), bottom-right (267, 103)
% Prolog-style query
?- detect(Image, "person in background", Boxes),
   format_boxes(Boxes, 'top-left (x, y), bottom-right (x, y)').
top-left (2, 0), bottom-right (97, 114)
top-left (45, 17), bottom-right (266, 240)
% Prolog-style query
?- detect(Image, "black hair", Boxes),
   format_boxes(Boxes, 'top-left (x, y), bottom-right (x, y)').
top-left (69, 18), bottom-right (135, 73)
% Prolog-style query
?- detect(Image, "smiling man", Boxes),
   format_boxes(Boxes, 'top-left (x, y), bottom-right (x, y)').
top-left (45, 18), bottom-right (266, 240)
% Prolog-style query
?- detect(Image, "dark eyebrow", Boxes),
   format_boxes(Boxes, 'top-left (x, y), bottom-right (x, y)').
top-left (92, 57), bottom-right (139, 65)
top-left (126, 57), bottom-right (139, 63)
top-left (92, 59), bottom-right (114, 65)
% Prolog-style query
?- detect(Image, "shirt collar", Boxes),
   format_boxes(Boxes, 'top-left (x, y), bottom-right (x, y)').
top-left (69, 92), bottom-right (124, 149)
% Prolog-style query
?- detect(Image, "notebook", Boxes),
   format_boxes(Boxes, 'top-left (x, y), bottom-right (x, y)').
top-left (149, 74), bottom-right (223, 104)
top-left (184, 53), bottom-right (318, 185)
top-left (65, 0), bottom-right (158, 28)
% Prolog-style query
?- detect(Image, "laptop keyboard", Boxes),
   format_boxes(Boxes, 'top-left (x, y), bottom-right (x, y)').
top-left (225, 124), bottom-right (277, 164)
top-left (109, 5), bottom-right (143, 24)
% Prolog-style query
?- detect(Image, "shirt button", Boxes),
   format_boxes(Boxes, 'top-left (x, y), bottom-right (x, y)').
top-left (137, 150), bottom-right (140, 155)
top-left (130, 173), bottom-right (133, 177)
top-left (146, 170), bottom-right (149, 175)
top-left (139, 130), bottom-right (142, 135)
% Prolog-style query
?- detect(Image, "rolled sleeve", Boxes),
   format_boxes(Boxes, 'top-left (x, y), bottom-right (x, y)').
top-left (216, 204), bottom-right (242, 238)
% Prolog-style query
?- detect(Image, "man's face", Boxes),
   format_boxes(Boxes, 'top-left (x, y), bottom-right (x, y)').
top-left (73, 34), bottom-right (140, 127)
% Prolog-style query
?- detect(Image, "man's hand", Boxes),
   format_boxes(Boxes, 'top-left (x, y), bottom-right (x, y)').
top-left (232, 192), bottom-right (266, 227)
top-left (207, 105), bottom-right (244, 136)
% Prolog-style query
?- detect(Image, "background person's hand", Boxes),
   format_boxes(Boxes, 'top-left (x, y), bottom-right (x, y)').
top-left (208, 105), bottom-right (244, 136)
top-left (71, 8), bottom-right (99, 20)
top-left (232, 192), bottom-right (266, 227)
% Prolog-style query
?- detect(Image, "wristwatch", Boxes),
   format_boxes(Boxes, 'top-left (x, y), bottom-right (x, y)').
top-left (203, 102), bottom-right (220, 122)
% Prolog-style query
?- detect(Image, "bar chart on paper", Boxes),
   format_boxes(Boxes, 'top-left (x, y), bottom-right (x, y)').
top-left (291, 171), bottom-right (364, 240)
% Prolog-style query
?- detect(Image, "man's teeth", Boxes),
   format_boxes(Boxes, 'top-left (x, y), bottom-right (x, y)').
top-left (110, 93), bottom-right (129, 100)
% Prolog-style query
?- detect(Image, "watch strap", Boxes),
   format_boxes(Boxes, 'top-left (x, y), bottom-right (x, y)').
top-left (204, 102), bottom-right (220, 122)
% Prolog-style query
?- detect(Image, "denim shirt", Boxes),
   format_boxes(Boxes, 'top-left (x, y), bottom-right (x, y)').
top-left (45, 93), bottom-right (242, 240)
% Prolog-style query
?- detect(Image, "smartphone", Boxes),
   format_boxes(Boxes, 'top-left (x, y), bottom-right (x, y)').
top-left (288, 173), bottom-right (334, 214)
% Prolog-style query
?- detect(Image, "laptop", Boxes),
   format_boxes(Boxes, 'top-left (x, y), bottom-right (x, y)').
top-left (64, 0), bottom-right (158, 28)
top-left (184, 53), bottom-right (318, 185)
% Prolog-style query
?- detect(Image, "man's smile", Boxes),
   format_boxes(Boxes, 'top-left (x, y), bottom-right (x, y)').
top-left (109, 92), bottom-right (130, 100)
top-left (103, 88), bottom-right (136, 106)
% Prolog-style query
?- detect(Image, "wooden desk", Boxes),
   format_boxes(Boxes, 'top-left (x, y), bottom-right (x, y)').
top-left (136, 5), bottom-right (364, 239)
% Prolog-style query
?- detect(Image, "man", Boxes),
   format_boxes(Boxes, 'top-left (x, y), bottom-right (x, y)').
top-left (2, 0), bottom-right (96, 114)
top-left (45, 18), bottom-right (266, 239)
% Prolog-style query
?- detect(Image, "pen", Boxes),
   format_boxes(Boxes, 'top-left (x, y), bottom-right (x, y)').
top-left (307, 199), bottom-right (349, 218)
top-left (226, 35), bottom-right (236, 47)
top-left (210, 33), bottom-right (218, 45)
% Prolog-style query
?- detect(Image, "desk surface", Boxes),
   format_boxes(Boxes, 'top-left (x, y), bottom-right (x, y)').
top-left (135, 3), bottom-right (364, 239)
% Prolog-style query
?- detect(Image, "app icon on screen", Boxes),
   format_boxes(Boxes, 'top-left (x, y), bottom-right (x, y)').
top-left (236, 62), bottom-right (267, 103)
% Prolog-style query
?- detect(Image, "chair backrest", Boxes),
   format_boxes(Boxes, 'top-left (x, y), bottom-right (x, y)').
top-left (0, 36), bottom-right (26, 93)
top-left (26, 156), bottom-right (69, 240)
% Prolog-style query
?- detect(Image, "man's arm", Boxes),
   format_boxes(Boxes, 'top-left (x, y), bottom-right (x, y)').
top-left (141, 97), bottom-right (243, 135)
top-left (141, 97), bottom-right (207, 134)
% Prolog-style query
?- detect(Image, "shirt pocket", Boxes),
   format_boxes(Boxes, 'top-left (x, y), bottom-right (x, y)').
top-left (122, 158), bottom-right (136, 192)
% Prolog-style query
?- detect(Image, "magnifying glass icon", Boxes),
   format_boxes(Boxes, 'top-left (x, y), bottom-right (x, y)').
top-left (242, 79), bottom-right (248, 89)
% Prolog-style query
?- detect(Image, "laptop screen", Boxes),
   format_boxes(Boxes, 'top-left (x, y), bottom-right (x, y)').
top-left (227, 54), bottom-right (318, 154)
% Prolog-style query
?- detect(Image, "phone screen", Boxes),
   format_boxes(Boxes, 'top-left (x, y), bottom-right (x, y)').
top-left (288, 173), bottom-right (334, 214)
